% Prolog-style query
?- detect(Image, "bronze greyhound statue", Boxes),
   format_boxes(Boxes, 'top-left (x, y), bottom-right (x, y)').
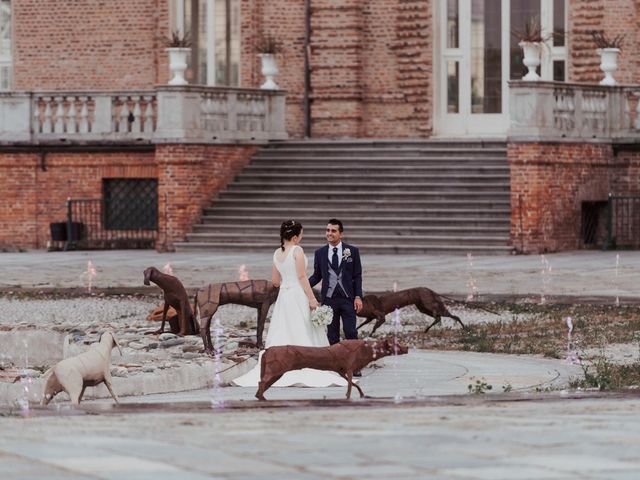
top-left (357, 287), bottom-right (465, 334)
top-left (143, 266), bottom-right (199, 336)
top-left (195, 279), bottom-right (279, 354)
top-left (256, 338), bottom-right (408, 400)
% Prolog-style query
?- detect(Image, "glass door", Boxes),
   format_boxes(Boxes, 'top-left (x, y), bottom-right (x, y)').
top-left (436, 0), bottom-right (509, 136)
top-left (434, 0), bottom-right (566, 136)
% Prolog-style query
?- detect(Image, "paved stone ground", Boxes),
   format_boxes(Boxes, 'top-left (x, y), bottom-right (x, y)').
top-left (0, 249), bottom-right (639, 479)
top-left (1, 249), bottom-right (638, 300)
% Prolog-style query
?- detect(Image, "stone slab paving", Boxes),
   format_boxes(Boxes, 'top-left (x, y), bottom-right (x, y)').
top-left (1, 396), bottom-right (639, 479)
top-left (0, 249), bottom-right (639, 479)
top-left (1, 249), bottom-right (639, 300)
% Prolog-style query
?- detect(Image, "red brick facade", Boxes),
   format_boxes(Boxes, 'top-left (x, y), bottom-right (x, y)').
top-left (3, 1), bottom-right (640, 253)
top-left (509, 142), bottom-right (640, 253)
top-left (0, 146), bottom-right (255, 251)
top-left (156, 144), bottom-right (256, 251)
top-left (13, 1), bottom-right (170, 90)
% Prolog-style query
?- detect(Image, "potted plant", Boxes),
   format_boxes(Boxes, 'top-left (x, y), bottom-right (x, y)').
top-left (255, 34), bottom-right (282, 89)
top-left (591, 31), bottom-right (624, 86)
top-left (511, 16), bottom-right (553, 81)
top-left (163, 30), bottom-right (192, 86)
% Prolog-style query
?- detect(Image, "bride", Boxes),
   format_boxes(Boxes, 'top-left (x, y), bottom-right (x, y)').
top-left (232, 220), bottom-right (347, 388)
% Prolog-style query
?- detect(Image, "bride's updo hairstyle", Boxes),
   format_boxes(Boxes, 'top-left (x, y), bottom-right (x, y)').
top-left (280, 220), bottom-right (303, 251)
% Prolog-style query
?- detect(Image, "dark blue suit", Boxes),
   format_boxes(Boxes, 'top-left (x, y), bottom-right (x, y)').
top-left (308, 243), bottom-right (363, 345)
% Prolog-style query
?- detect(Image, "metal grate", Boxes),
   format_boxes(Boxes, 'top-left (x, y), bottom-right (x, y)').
top-left (64, 178), bottom-right (158, 250)
top-left (605, 195), bottom-right (640, 250)
top-left (103, 178), bottom-right (158, 230)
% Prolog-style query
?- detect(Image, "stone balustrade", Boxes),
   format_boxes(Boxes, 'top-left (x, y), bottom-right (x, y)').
top-left (0, 86), bottom-right (287, 144)
top-left (509, 80), bottom-right (640, 142)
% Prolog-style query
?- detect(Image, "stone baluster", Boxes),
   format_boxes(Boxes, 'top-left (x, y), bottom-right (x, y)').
top-left (118, 96), bottom-right (130, 133)
top-left (54, 96), bottom-right (65, 133)
top-left (78, 96), bottom-right (89, 133)
top-left (143, 95), bottom-right (154, 133)
top-left (33, 98), bottom-right (42, 133)
top-left (42, 97), bottom-right (53, 134)
top-left (131, 96), bottom-right (142, 133)
top-left (66, 97), bottom-right (77, 134)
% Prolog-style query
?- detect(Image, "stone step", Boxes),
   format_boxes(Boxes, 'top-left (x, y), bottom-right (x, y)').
top-left (208, 198), bottom-right (511, 209)
top-left (192, 226), bottom-right (509, 238)
top-left (267, 139), bottom-right (507, 149)
top-left (180, 140), bottom-right (512, 255)
top-left (218, 189), bottom-right (510, 198)
top-left (258, 147), bottom-right (507, 156)
top-left (199, 215), bottom-right (510, 227)
top-left (234, 172), bottom-right (510, 183)
top-left (202, 206), bottom-right (510, 218)
top-left (174, 241), bottom-right (514, 255)
top-left (227, 182), bottom-right (509, 192)
top-left (244, 164), bottom-right (510, 174)
top-left (253, 154), bottom-right (508, 163)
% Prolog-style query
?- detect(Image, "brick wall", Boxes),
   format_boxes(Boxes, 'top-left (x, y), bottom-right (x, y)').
top-left (156, 144), bottom-right (257, 250)
top-left (508, 142), bottom-right (640, 253)
top-left (0, 150), bottom-right (156, 250)
top-left (569, 0), bottom-right (639, 83)
top-left (13, 0), bottom-right (169, 90)
top-left (0, 154), bottom-right (38, 250)
top-left (0, 146), bottom-right (255, 251)
top-left (245, 0), bottom-right (432, 138)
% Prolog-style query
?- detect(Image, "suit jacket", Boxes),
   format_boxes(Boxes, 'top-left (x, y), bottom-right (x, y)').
top-left (308, 243), bottom-right (363, 302)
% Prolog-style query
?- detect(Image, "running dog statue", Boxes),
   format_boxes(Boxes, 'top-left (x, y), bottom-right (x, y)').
top-left (195, 279), bottom-right (279, 354)
top-left (357, 287), bottom-right (465, 334)
top-left (256, 338), bottom-right (408, 400)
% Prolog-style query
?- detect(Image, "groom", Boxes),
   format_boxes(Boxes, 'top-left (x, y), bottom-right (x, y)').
top-left (309, 218), bottom-right (363, 356)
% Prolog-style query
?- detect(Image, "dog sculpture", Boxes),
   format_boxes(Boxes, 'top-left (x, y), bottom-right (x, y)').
top-left (196, 279), bottom-right (279, 354)
top-left (41, 332), bottom-right (122, 406)
top-left (143, 266), bottom-right (198, 336)
top-left (357, 287), bottom-right (465, 334)
top-left (256, 338), bottom-right (408, 400)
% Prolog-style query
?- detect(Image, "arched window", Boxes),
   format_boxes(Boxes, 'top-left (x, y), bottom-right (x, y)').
top-left (169, 0), bottom-right (240, 86)
top-left (0, 0), bottom-right (11, 91)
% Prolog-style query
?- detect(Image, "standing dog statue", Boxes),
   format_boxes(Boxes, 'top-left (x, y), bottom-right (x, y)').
top-left (195, 279), bottom-right (279, 354)
top-left (357, 287), bottom-right (465, 334)
top-left (143, 266), bottom-right (199, 336)
top-left (41, 332), bottom-right (122, 406)
top-left (256, 338), bottom-right (408, 400)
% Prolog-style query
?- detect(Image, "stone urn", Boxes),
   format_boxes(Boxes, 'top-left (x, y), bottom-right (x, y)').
top-left (259, 53), bottom-right (279, 90)
top-left (597, 48), bottom-right (620, 86)
top-left (166, 47), bottom-right (190, 86)
top-left (519, 41), bottom-right (542, 81)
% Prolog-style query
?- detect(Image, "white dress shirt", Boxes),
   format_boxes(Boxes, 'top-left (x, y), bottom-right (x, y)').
top-left (327, 242), bottom-right (343, 267)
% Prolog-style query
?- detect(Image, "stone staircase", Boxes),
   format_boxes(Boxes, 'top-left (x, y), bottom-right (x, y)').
top-left (174, 140), bottom-right (513, 254)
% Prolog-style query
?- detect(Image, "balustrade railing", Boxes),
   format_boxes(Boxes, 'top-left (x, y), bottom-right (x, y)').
top-left (0, 85), bottom-right (287, 143)
top-left (509, 81), bottom-right (640, 141)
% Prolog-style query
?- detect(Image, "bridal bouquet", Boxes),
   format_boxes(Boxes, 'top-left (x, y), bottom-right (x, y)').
top-left (311, 305), bottom-right (334, 327)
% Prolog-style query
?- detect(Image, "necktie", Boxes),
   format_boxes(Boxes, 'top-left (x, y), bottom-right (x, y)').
top-left (331, 247), bottom-right (339, 271)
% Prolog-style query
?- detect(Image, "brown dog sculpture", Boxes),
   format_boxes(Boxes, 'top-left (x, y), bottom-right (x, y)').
top-left (41, 332), bottom-right (122, 406)
top-left (195, 279), bottom-right (279, 354)
top-left (256, 338), bottom-right (408, 400)
top-left (143, 266), bottom-right (198, 336)
top-left (357, 287), bottom-right (465, 334)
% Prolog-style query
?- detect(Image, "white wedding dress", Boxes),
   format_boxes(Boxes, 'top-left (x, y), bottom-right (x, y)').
top-left (232, 245), bottom-right (347, 388)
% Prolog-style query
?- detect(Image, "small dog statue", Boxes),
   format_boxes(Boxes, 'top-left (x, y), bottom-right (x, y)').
top-left (41, 332), bottom-right (122, 406)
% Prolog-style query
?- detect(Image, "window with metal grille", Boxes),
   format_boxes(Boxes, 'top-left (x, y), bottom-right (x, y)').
top-left (103, 179), bottom-right (158, 230)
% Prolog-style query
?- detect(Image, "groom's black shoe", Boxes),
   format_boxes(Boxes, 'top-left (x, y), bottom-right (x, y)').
top-left (353, 370), bottom-right (362, 377)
